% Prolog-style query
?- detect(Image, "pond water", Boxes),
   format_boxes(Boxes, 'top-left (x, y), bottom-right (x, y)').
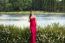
top-left (0, 14), bottom-right (65, 27)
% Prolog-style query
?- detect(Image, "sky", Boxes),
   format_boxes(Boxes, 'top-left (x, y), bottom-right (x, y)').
top-left (57, 0), bottom-right (62, 1)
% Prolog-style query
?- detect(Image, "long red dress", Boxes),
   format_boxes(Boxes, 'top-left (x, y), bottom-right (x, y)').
top-left (30, 16), bottom-right (36, 43)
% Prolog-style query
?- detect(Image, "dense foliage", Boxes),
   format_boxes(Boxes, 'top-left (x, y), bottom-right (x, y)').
top-left (0, 0), bottom-right (65, 12)
top-left (0, 24), bottom-right (65, 43)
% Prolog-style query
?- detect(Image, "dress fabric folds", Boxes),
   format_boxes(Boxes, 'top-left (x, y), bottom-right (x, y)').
top-left (30, 16), bottom-right (36, 43)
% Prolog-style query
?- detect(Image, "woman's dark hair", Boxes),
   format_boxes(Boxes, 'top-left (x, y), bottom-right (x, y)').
top-left (29, 11), bottom-right (32, 18)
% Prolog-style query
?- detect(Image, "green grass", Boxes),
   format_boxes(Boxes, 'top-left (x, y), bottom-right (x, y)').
top-left (0, 23), bottom-right (65, 43)
top-left (0, 11), bottom-right (65, 15)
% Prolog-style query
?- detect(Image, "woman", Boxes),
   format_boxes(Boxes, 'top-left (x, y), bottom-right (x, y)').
top-left (29, 11), bottom-right (36, 43)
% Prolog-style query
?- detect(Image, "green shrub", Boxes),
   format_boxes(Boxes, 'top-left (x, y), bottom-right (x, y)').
top-left (0, 24), bottom-right (65, 43)
top-left (37, 23), bottom-right (65, 43)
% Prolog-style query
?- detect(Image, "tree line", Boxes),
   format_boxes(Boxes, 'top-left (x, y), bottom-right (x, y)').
top-left (0, 0), bottom-right (65, 12)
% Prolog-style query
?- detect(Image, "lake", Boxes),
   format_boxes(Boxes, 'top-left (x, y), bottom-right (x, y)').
top-left (0, 14), bottom-right (65, 27)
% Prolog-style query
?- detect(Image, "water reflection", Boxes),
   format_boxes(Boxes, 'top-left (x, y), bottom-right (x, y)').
top-left (0, 14), bottom-right (65, 27)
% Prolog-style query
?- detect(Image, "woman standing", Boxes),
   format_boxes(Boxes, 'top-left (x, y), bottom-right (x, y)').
top-left (29, 11), bottom-right (36, 43)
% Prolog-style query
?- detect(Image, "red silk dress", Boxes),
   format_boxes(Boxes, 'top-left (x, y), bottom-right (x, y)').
top-left (30, 16), bottom-right (36, 43)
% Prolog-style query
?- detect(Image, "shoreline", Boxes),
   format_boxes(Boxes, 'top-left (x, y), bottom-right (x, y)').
top-left (0, 11), bottom-right (65, 15)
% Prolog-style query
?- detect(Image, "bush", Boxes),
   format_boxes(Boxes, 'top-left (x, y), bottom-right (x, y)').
top-left (0, 24), bottom-right (65, 43)
top-left (0, 25), bottom-right (30, 43)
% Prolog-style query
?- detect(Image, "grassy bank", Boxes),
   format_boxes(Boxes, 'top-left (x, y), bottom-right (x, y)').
top-left (0, 11), bottom-right (65, 15)
top-left (0, 24), bottom-right (65, 43)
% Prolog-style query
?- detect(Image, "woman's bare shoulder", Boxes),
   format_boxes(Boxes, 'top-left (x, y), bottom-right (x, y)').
top-left (31, 15), bottom-right (36, 19)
